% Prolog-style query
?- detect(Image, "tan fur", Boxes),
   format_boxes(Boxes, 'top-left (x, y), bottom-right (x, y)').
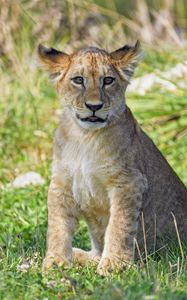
top-left (38, 43), bottom-right (187, 275)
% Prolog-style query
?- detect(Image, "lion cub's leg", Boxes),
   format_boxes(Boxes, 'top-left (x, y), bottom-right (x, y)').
top-left (43, 181), bottom-right (79, 271)
top-left (73, 216), bottom-right (107, 266)
top-left (97, 175), bottom-right (146, 275)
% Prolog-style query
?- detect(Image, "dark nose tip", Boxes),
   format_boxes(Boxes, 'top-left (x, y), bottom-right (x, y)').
top-left (85, 103), bottom-right (103, 112)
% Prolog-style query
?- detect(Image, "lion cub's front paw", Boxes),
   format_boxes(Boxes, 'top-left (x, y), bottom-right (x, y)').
top-left (97, 255), bottom-right (130, 276)
top-left (73, 248), bottom-right (101, 266)
top-left (42, 254), bottom-right (72, 272)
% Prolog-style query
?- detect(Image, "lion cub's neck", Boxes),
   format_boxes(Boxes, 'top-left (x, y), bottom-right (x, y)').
top-left (58, 106), bottom-right (138, 147)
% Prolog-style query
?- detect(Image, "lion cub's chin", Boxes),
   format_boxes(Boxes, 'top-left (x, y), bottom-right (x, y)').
top-left (77, 119), bottom-right (107, 130)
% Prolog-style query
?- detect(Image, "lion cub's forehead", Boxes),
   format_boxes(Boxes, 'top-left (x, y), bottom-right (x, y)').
top-left (71, 47), bottom-right (113, 75)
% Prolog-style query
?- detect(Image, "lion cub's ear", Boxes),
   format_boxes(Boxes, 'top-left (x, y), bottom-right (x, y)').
top-left (37, 44), bottom-right (70, 80)
top-left (110, 40), bottom-right (142, 82)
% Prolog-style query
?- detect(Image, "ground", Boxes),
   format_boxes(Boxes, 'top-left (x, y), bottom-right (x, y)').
top-left (0, 47), bottom-right (187, 300)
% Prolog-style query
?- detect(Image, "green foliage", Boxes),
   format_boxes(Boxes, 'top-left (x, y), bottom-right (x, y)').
top-left (1, 187), bottom-right (187, 299)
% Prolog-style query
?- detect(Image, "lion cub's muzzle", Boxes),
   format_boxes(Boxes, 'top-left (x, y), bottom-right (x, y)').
top-left (76, 102), bottom-right (108, 124)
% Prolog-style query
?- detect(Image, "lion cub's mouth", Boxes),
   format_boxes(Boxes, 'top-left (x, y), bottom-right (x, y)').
top-left (76, 114), bottom-right (107, 123)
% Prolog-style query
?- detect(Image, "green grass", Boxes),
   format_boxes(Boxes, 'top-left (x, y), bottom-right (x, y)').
top-left (1, 189), bottom-right (187, 300)
top-left (1, 188), bottom-right (187, 300)
top-left (0, 26), bottom-right (187, 300)
top-left (0, 51), bottom-right (187, 300)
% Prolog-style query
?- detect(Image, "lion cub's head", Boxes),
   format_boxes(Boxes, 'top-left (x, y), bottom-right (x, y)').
top-left (38, 42), bottom-right (141, 129)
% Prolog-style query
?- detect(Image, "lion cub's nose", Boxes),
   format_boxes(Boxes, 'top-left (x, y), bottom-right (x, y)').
top-left (85, 103), bottom-right (103, 112)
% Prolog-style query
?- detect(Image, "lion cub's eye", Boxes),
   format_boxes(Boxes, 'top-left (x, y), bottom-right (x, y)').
top-left (103, 77), bottom-right (115, 85)
top-left (71, 76), bottom-right (84, 85)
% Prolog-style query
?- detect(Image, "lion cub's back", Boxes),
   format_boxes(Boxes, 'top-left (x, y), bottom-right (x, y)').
top-left (136, 129), bottom-right (187, 249)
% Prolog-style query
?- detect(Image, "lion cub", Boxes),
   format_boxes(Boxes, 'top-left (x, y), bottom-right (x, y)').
top-left (38, 42), bottom-right (187, 275)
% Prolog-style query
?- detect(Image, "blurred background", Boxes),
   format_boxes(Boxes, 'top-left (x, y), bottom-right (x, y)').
top-left (0, 2), bottom-right (187, 298)
top-left (0, 0), bottom-right (187, 186)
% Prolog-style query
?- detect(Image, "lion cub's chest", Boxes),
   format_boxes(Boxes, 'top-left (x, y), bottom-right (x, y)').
top-left (59, 139), bottom-right (109, 210)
